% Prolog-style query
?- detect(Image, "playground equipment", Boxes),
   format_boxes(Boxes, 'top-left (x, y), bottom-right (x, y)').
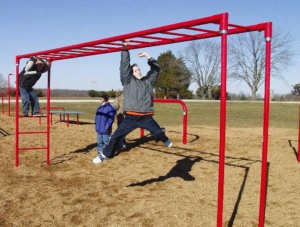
top-left (38, 107), bottom-right (85, 127)
top-left (1, 74), bottom-right (16, 116)
top-left (15, 13), bottom-right (272, 227)
top-left (140, 99), bottom-right (188, 144)
top-left (39, 107), bottom-right (66, 125)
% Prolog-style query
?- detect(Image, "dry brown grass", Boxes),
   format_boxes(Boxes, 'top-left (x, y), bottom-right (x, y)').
top-left (0, 114), bottom-right (300, 226)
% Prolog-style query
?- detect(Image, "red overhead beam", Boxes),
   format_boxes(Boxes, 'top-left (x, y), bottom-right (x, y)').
top-left (17, 13), bottom-right (269, 62)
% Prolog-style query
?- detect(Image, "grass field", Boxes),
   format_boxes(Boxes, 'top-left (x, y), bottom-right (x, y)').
top-left (2, 100), bottom-right (299, 128)
top-left (30, 101), bottom-right (299, 129)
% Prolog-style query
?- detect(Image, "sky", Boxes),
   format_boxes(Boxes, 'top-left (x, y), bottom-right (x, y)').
top-left (0, 0), bottom-right (299, 96)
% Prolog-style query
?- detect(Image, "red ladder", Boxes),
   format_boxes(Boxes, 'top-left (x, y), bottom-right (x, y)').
top-left (15, 63), bottom-right (51, 167)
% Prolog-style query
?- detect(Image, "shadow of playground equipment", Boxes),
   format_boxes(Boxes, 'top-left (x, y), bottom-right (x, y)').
top-left (131, 142), bottom-right (268, 227)
top-left (53, 120), bottom-right (94, 126)
top-left (0, 127), bottom-right (11, 136)
top-left (45, 133), bottom-right (270, 226)
top-left (45, 143), bottom-right (97, 165)
top-left (288, 140), bottom-right (298, 161)
top-left (169, 130), bottom-right (200, 143)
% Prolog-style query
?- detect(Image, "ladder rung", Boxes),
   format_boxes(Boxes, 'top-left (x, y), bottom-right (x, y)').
top-left (19, 147), bottom-right (48, 151)
top-left (18, 115), bottom-right (42, 118)
top-left (19, 131), bottom-right (47, 134)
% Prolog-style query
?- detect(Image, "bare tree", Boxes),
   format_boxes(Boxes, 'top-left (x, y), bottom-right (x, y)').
top-left (181, 40), bottom-right (221, 99)
top-left (229, 29), bottom-right (295, 100)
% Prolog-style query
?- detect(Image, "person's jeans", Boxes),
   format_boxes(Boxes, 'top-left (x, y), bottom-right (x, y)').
top-left (19, 86), bottom-right (40, 114)
top-left (97, 133), bottom-right (110, 154)
top-left (103, 115), bottom-right (168, 158)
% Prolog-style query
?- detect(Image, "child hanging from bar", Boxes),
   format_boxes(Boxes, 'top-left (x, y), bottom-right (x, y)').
top-left (93, 39), bottom-right (172, 164)
top-left (19, 56), bottom-right (50, 117)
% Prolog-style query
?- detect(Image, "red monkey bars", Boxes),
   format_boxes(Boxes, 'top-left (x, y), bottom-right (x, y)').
top-left (15, 13), bottom-right (272, 227)
top-left (140, 99), bottom-right (188, 144)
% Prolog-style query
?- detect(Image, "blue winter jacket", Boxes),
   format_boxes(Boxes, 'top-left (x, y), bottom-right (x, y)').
top-left (95, 102), bottom-right (116, 134)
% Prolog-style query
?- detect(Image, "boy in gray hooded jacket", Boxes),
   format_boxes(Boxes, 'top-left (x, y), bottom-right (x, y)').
top-left (93, 40), bottom-right (172, 164)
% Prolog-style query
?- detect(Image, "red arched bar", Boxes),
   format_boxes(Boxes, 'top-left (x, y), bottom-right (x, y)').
top-left (140, 99), bottom-right (188, 144)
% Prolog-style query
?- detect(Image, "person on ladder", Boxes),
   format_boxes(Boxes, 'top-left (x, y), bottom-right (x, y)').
top-left (19, 56), bottom-right (50, 117)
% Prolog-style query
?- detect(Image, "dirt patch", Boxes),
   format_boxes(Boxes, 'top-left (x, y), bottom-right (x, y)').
top-left (0, 114), bottom-right (299, 226)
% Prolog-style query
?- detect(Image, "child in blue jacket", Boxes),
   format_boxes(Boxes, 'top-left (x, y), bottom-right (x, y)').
top-left (93, 94), bottom-right (116, 163)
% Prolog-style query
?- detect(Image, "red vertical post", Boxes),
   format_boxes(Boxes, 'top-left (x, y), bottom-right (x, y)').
top-left (298, 68), bottom-right (300, 162)
top-left (15, 58), bottom-right (20, 167)
top-left (182, 103), bottom-right (188, 145)
top-left (258, 22), bottom-right (272, 227)
top-left (140, 128), bottom-right (144, 137)
top-left (46, 64), bottom-right (51, 165)
top-left (217, 13), bottom-right (228, 227)
top-left (298, 96), bottom-right (300, 162)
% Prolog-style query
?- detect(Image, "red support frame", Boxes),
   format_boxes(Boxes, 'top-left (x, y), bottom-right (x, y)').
top-left (140, 99), bottom-right (188, 145)
top-left (15, 12), bottom-right (272, 227)
top-left (1, 74), bottom-right (16, 116)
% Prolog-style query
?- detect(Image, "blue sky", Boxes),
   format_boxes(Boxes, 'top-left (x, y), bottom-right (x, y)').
top-left (0, 0), bottom-right (299, 95)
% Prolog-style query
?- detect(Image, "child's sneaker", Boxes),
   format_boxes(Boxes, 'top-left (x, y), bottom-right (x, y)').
top-left (33, 112), bottom-right (43, 117)
top-left (164, 138), bottom-right (172, 147)
top-left (93, 155), bottom-right (104, 164)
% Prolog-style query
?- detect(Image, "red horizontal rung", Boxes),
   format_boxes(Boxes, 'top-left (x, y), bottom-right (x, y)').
top-left (130, 40), bottom-right (152, 44)
top-left (105, 42), bottom-right (123, 46)
top-left (228, 23), bottom-right (250, 30)
top-left (141, 35), bottom-right (174, 41)
top-left (19, 147), bottom-right (48, 151)
top-left (185, 26), bottom-right (219, 34)
top-left (162, 31), bottom-right (197, 38)
top-left (19, 131), bottom-right (47, 134)
top-left (18, 115), bottom-right (43, 118)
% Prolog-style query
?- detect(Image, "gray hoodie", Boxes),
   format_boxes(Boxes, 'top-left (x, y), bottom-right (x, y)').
top-left (120, 48), bottom-right (160, 113)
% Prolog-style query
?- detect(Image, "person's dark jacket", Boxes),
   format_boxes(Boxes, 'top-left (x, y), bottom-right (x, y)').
top-left (95, 102), bottom-right (116, 134)
top-left (120, 48), bottom-right (160, 113)
top-left (19, 57), bottom-right (49, 90)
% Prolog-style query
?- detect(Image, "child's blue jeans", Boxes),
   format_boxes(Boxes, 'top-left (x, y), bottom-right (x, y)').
top-left (97, 133), bottom-right (110, 154)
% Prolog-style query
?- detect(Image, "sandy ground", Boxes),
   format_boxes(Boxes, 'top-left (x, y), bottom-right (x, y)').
top-left (0, 114), bottom-right (300, 227)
